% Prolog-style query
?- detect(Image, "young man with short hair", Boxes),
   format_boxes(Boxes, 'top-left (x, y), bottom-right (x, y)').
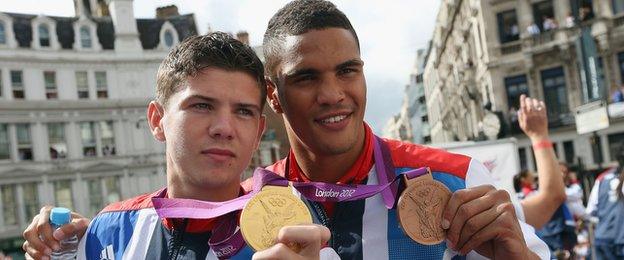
top-left (258, 0), bottom-right (549, 259)
top-left (23, 32), bottom-right (328, 260)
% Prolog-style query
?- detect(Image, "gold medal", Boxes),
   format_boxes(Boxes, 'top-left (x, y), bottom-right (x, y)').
top-left (397, 173), bottom-right (451, 245)
top-left (240, 185), bottom-right (313, 251)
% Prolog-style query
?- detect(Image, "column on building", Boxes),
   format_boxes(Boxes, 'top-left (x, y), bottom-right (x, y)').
top-left (65, 121), bottom-right (82, 159)
top-left (517, 0), bottom-right (536, 39)
top-left (32, 121), bottom-right (48, 161)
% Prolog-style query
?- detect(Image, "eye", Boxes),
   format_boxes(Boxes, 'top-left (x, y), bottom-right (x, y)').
top-left (191, 103), bottom-right (212, 111)
top-left (295, 74), bottom-right (316, 83)
top-left (237, 108), bottom-right (255, 117)
top-left (338, 67), bottom-right (357, 75)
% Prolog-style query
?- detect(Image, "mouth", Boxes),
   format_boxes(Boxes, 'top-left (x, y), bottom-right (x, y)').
top-left (201, 148), bottom-right (236, 161)
top-left (315, 112), bottom-right (352, 130)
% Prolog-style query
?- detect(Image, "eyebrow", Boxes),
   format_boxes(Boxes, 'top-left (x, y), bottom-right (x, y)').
top-left (335, 59), bottom-right (364, 70)
top-left (184, 94), bottom-right (262, 112)
top-left (285, 58), bottom-right (365, 79)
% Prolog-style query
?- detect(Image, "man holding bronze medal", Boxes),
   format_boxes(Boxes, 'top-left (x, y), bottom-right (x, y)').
top-left (23, 0), bottom-right (550, 259)
top-left (254, 0), bottom-right (549, 259)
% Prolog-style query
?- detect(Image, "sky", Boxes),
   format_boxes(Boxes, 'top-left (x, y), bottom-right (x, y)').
top-left (0, 0), bottom-right (439, 132)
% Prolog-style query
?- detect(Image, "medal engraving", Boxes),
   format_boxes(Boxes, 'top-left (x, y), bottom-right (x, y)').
top-left (240, 185), bottom-right (312, 251)
top-left (398, 178), bottom-right (451, 245)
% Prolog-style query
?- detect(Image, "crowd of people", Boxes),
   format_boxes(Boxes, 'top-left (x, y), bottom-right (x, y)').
top-left (513, 95), bottom-right (624, 259)
top-left (11, 0), bottom-right (623, 260)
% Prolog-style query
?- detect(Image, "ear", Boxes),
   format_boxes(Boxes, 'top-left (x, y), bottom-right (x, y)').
top-left (266, 78), bottom-right (283, 114)
top-left (254, 115), bottom-right (267, 151)
top-left (147, 101), bottom-right (166, 142)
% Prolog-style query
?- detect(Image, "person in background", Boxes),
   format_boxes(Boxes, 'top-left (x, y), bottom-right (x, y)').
top-left (561, 163), bottom-right (587, 220)
top-left (586, 146), bottom-right (624, 260)
top-left (527, 23), bottom-right (541, 36)
top-left (516, 94), bottom-right (567, 229)
top-left (515, 94), bottom-right (574, 258)
top-left (610, 85), bottom-right (624, 103)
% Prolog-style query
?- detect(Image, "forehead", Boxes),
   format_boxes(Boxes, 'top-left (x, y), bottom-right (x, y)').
top-left (173, 68), bottom-right (261, 104)
top-left (278, 28), bottom-right (360, 74)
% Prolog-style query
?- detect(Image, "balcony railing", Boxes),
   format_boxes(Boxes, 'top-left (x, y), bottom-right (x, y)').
top-left (500, 41), bottom-right (522, 55)
top-left (530, 30), bottom-right (556, 46)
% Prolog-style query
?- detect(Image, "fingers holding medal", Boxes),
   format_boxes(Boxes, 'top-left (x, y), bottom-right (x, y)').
top-left (240, 185), bottom-right (313, 252)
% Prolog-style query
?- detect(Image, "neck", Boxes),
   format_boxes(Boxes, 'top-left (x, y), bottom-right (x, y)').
top-left (289, 126), bottom-right (366, 183)
top-left (165, 164), bottom-right (240, 202)
top-left (167, 181), bottom-right (240, 202)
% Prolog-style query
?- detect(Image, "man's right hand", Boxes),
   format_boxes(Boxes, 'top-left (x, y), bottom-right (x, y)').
top-left (252, 224), bottom-right (332, 260)
top-left (22, 206), bottom-right (90, 260)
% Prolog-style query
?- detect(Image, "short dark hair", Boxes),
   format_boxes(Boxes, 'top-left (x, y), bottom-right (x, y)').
top-left (263, 0), bottom-right (360, 82)
top-left (156, 32), bottom-right (266, 108)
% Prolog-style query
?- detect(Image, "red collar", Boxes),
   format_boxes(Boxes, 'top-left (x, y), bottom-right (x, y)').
top-left (286, 123), bottom-right (374, 185)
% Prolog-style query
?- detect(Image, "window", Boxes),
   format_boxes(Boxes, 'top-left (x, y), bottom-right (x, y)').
top-left (86, 178), bottom-right (103, 216)
top-left (619, 52), bottom-right (624, 85)
top-left (496, 10), bottom-right (519, 43)
top-left (44, 71), bottom-right (57, 99)
top-left (80, 26), bottom-right (91, 48)
top-left (22, 183), bottom-right (39, 223)
top-left (608, 132), bottom-right (624, 161)
top-left (16, 124), bottom-right (33, 161)
top-left (38, 24), bottom-right (50, 47)
top-left (570, 0), bottom-right (594, 21)
top-left (504, 75), bottom-right (529, 110)
top-left (532, 1), bottom-right (555, 31)
top-left (95, 71), bottom-right (107, 98)
top-left (164, 30), bottom-right (174, 48)
top-left (541, 67), bottom-right (569, 124)
top-left (563, 140), bottom-right (575, 164)
top-left (53, 180), bottom-right (73, 210)
top-left (100, 121), bottom-right (115, 156)
top-left (48, 123), bottom-right (67, 159)
top-left (615, 0), bottom-right (624, 14)
top-left (80, 122), bottom-right (96, 157)
top-left (11, 70), bottom-right (24, 99)
top-left (76, 71), bottom-right (89, 99)
top-left (87, 176), bottom-right (121, 217)
top-left (0, 22), bottom-right (6, 44)
top-left (1, 185), bottom-right (18, 226)
top-left (0, 124), bottom-right (8, 160)
top-left (104, 176), bottom-right (121, 205)
top-left (518, 147), bottom-right (528, 170)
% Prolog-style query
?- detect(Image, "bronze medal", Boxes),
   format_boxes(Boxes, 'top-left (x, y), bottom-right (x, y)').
top-left (240, 185), bottom-right (313, 251)
top-left (397, 173), bottom-right (451, 245)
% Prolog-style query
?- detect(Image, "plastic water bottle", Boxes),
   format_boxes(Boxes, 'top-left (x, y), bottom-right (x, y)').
top-left (50, 207), bottom-right (78, 260)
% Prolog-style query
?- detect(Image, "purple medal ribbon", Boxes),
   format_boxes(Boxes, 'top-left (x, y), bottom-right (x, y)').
top-left (150, 134), bottom-right (429, 258)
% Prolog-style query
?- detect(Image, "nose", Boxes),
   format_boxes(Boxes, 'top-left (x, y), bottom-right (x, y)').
top-left (209, 112), bottom-right (234, 140)
top-left (316, 77), bottom-right (345, 106)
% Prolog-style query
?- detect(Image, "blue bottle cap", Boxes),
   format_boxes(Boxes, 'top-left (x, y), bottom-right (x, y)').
top-left (50, 207), bottom-right (71, 226)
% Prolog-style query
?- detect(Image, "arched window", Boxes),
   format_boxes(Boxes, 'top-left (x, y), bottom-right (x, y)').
top-left (38, 24), bottom-right (50, 47)
top-left (80, 26), bottom-right (91, 48)
top-left (0, 22), bottom-right (6, 44)
top-left (164, 30), bottom-right (174, 48)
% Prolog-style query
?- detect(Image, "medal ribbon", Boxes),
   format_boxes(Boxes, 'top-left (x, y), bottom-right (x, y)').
top-left (150, 135), bottom-right (429, 258)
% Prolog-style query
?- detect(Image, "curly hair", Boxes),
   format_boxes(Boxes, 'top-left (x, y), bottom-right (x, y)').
top-left (156, 32), bottom-right (266, 108)
top-left (262, 0), bottom-right (360, 83)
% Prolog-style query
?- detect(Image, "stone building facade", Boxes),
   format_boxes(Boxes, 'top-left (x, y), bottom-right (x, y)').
top-left (424, 0), bottom-right (624, 172)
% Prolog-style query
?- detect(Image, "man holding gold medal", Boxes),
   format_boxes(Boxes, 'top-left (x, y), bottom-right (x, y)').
top-left (23, 0), bottom-right (550, 259)
top-left (22, 32), bottom-right (330, 260)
